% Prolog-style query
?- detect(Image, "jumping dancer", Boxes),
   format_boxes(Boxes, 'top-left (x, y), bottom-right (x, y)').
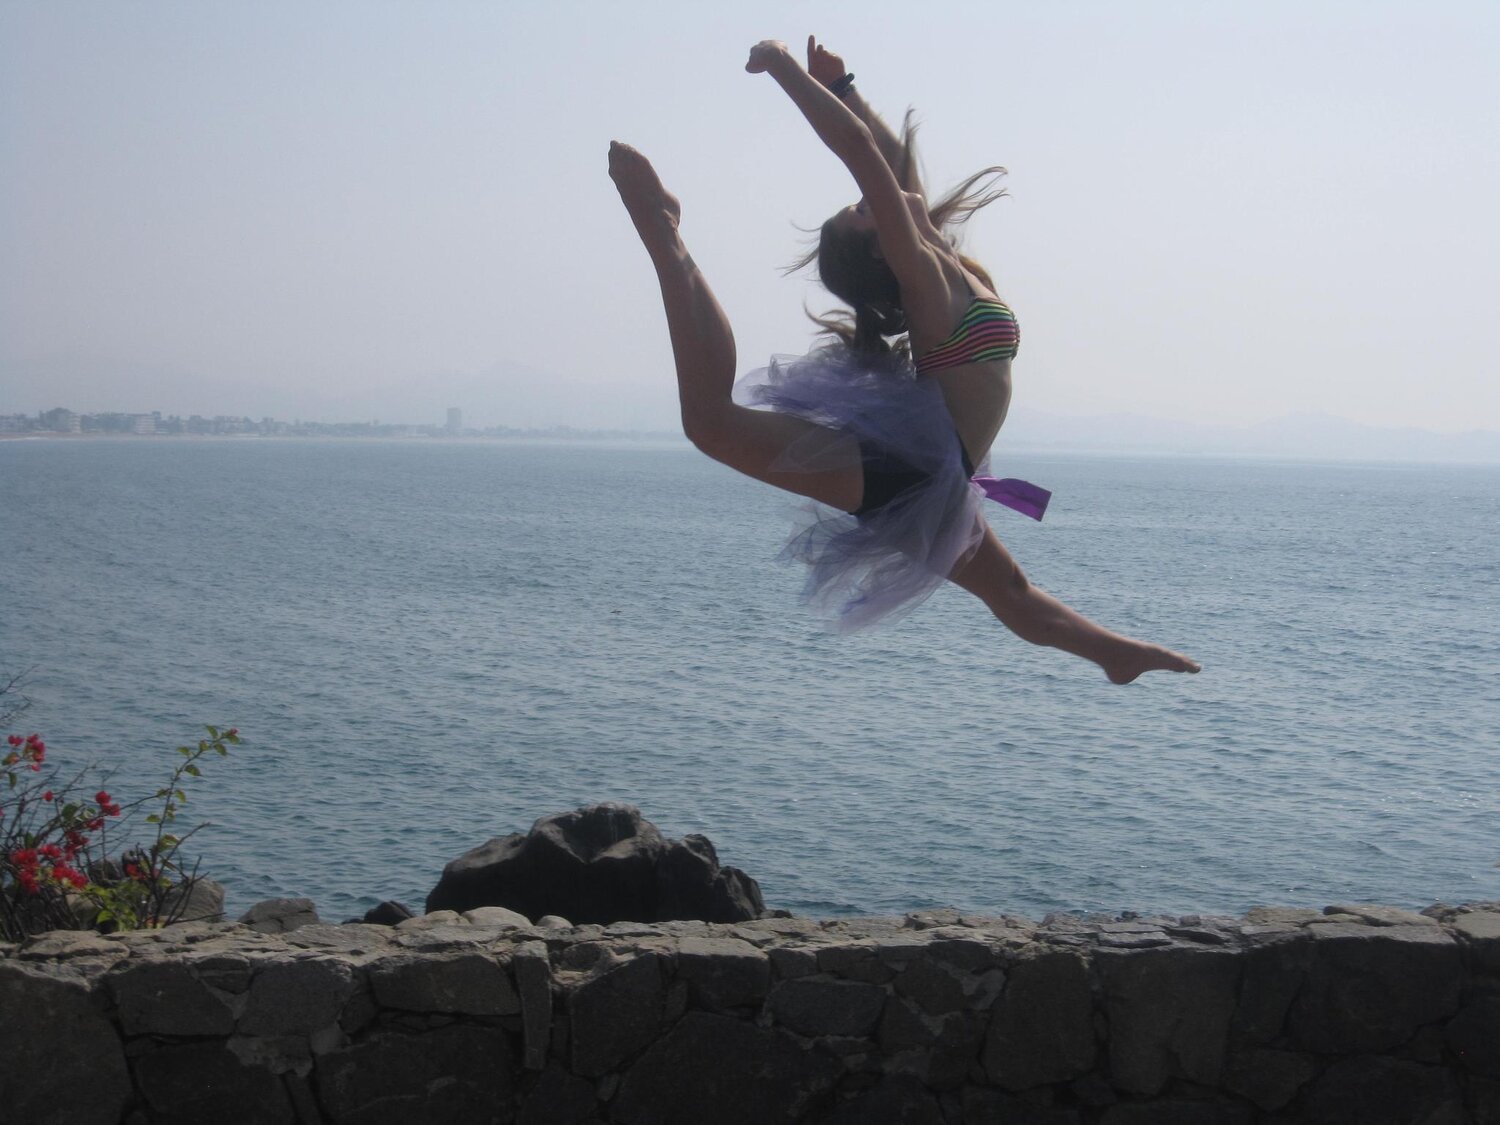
top-left (610, 37), bottom-right (1198, 683)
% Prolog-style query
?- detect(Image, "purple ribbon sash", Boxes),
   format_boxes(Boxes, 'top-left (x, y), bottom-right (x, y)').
top-left (971, 476), bottom-right (1051, 521)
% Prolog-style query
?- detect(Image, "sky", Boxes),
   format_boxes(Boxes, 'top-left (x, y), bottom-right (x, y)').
top-left (2, 1), bottom-right (1498, 434)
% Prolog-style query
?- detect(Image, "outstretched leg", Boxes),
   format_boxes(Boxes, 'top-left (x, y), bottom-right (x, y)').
top-left (609, 142), bottom-right (863, 510)
top-left (949, 522), bottom-right (1200, 683)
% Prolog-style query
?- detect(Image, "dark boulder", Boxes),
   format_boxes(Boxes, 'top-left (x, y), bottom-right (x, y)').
top-left (425, 803), bottom-right (765, 924)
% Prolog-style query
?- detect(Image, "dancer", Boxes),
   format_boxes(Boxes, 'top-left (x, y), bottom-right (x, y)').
top-left (610, 37), bottom-right (1198, 683)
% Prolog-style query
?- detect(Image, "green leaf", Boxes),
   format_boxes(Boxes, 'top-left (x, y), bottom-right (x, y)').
top-left (216, 745), bottom-right (229, 756)
top-left (160, 835), bottom-right (180, 848)
top-left (174, 789), bottom-right (188, 801)
top-left (177, 746), bottom-right (192, 757)
top-left (206, 726), bottom-right (219, 740)
top-left (145, 814), bottom-right (161, 824)
top-left (184, 765), bottom-right (200, 778)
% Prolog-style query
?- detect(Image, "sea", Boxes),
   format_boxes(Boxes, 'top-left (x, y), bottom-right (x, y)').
top-left (2, 437), bottom-right (1497, 924)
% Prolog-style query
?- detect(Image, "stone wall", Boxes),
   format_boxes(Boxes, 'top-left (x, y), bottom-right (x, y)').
top-left (3, 902), bottom-right (1499, 1124)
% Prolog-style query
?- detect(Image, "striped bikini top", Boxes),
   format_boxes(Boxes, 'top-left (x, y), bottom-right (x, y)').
top-left (914, 296), bottom-right (1020, 376)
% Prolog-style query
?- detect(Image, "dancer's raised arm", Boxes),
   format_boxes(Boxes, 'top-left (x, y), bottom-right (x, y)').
top-left (805, 36), bottom-right (924, 197)
top-left (746, 40), bottom-right (939, 294)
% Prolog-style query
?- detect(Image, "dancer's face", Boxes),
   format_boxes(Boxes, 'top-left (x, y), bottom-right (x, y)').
top-left (833, 200), bottom-right (877, 236)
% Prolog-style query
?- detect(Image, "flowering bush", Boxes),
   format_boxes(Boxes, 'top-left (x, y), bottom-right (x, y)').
top-left (1, 725), bottom-right (241, 941)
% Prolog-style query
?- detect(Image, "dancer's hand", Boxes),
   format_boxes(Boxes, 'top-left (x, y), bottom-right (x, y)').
top-left (745, 40), bottom-right (790, 74)
top-left (806, 36), bottom-right (847, 87)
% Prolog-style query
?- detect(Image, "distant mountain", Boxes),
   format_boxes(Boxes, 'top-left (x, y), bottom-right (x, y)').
top-left (1002, 409), bottom-right (1500, 464)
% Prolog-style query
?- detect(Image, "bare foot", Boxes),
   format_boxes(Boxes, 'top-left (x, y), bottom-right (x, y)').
top-left (608, 141), bottom-right (681, 244)
top-left (1103, 642), bottom-right (1201, 685)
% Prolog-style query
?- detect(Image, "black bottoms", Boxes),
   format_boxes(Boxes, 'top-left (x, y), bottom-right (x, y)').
top-left (853, 437), bottom-right (975, 519)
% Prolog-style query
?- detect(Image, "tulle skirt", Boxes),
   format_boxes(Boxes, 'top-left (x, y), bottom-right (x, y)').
top-left (733, 346), bottom-right (985, 632)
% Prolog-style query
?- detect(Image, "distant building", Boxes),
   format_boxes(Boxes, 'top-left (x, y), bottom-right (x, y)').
top-left (39, 408), bottom-right (80, 433)
top-left (130, 414), bottom-right (156, 435)
top-left (446, 407), bottom-right (462, 434)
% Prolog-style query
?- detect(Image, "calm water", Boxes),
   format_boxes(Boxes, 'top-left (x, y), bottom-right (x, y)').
top-left (2, 438), bottom-right (1497, 922)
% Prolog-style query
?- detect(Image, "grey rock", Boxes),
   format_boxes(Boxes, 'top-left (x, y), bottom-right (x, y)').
top-left (1288, 924), bottom-right (1462, 1053)
top-left (817, 942), bottom-right (895, 984)
top-left (1231, 933), bottom-right (1315, 1046)
top-left (518, 1063), bottom-right (596, 1125)
top-left (1291, 1055), bottom-right (1465, 1125)
top-left (369, 950), bottom-right (520, 1015)
top-left (360, 900), bottom-right (415, 925)
top-left (239, 897), bottom-right (320, 934)
top-left (134, 1040), bottom-right (294, 1124)
top-left (425, 803), bottom-right (764, 924)
top-left (982, 947), bottom-right (1097, 1090)
top-left (282, 923), bottom-right (395, 956)
top-left (1224, 1047), bottom-right (1321, 1111)
top-left (962, 1088), bottom-right (1083, 1124)
top-left (1323, 902), bottom-right (1439, 926)
top-left (675, 935), bottom-right (771, 1009)
top-left (769, 944), bottom-right (821, 978)
top-left (536, 914), bottom-right (572, 929)
top-left (879, 994), bottom-right (938, 1051)
top-left (1100, 944), bottom-right (1240, 1095)
top-left (567, 951), bottom-right (667, 1076)
top-left (17, 931), bottom-right (126, 962)
top-left (0, 961), bottom-right (131, 1125)
top-left (922, 1011), bottom-right (988, 1090)
top-left (239, 956), bottom-right (359, 1037)
top-left (315, 1024), bottom-right (513, 1125)
top-left (612, 1010), bottom-right (840, 1125)
top-left (514, 940), bottom-right (554, 1070)
top-left (1445, 993), bottom-right (1500, 1079)
top-left (108, 956), bottom-right (239, 1036)
top-left (1455, 910), bottom-right (1500, 975)
top-left (926, 933), bottom-right (1002, 971)
top-left (820, 1075), bottom-right (944, 1124)
top-left (893, 956), bottom-right (967, 1016)
top-left (1097, 931), bottom-right (1173, 949)
top-left (1099, 1100), bottom-right (1253, 1125)
top-left (1244, 907), bottom-right (1323, 925)
top-left (163, 876), bottom-right (226, 924)
top-left (465, 905), bottom-right (533, 928)
top-left (768, 976), bottom-right (886, 1038)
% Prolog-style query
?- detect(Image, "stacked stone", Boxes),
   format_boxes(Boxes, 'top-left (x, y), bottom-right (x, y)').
top-left (2, 901), bottom-right (1499, 1124)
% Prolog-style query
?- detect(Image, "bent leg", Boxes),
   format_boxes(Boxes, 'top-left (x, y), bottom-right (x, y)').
top-left (948, 522), bottom-right (1200, 683)
top-left (609, 142), bottom-right (863, 511)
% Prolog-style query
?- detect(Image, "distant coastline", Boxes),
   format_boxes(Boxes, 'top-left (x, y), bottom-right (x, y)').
top-left (4, 406), bottom-right (1499, 464)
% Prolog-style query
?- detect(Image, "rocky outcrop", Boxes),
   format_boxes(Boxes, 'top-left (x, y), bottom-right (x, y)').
top-left (3, 902), bottom-right (1499, 1123)
top-left (425, 803), bottom-right (765, 924)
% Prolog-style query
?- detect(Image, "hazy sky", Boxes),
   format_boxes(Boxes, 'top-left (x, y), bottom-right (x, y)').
top-left (3, 1), bottom-right (1497, 432)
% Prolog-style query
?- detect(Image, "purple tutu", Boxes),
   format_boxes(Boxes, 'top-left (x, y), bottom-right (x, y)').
top-left (733, 346), bottom-right (986, 631)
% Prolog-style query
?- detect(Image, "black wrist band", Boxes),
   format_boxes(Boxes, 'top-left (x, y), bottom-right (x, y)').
top-left (830, 73), bottom-right (856, 99)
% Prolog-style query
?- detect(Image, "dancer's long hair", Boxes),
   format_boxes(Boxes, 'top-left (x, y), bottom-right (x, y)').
top-left (790, 113), bottom-right (1009, 359)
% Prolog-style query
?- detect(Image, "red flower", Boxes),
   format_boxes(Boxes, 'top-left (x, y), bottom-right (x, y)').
top-left (11, 848), bottom-right (38, 867)
top-left (18, 871), bottom-right (39, 895)
top-left (42, 790), bottom-right (54, 801)
top-left (39, 844), bottom-right (62, 860)
top-left (5, 734), bottom-right (19, 747)
top-left (68, 870), bottom-right (87, 889)
top-left (95, 791), bottom-right (111, 806)
top-left (86, 817), bottom-right (104, 830)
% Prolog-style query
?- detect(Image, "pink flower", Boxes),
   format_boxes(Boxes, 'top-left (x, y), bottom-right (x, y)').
top-left (42, 790), bottom-right (53, 802)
